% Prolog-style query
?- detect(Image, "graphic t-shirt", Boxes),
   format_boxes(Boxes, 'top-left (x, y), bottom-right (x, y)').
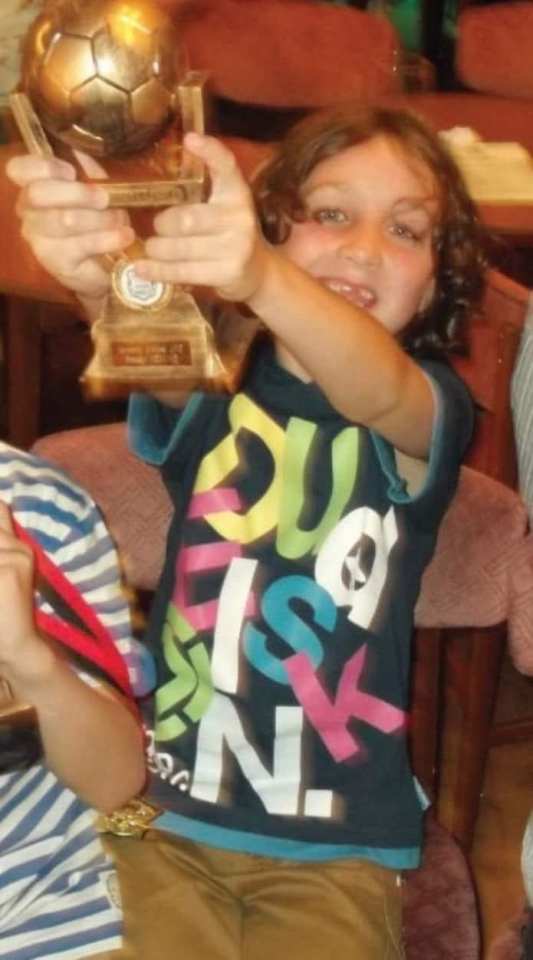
top-left (129, 342), bottom-right (473, 866)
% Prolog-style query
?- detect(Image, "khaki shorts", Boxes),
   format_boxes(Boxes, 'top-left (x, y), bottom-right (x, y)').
top-left (92, 830), bottom-right (405, 960)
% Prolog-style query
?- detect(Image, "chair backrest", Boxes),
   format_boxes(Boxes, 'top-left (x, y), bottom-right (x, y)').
top-left (179, 0), bottom-right (401, 109)
top-left (456, 1), bottom-right (533, 99)
top-left (452, 268), bottom-right (529, 488)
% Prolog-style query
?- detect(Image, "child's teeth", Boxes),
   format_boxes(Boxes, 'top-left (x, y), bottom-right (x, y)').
top-left (326, 279), bottom-right (375, 307)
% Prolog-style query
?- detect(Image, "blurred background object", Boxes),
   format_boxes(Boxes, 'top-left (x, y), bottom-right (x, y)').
top-left (0, 1), bottom-right (41, 108)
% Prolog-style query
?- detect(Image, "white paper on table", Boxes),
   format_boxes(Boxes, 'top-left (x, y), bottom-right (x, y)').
top-left (440, 126), bottom-right (533, 204)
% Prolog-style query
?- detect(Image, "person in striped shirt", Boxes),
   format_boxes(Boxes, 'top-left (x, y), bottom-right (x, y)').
top-left (0, 440), bottom-right (149, 960)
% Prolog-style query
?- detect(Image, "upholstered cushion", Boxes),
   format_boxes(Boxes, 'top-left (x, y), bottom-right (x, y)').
top-left (415, 467), bottom-right (533, 675)
top-left (403, 816), bottom-right (480, 959)
top-left (179, 0), bottom-right (400, 106)
top-left (456, 3), bottom-right (533, 99)
top-left (33, 422), bottom-right (171, 592)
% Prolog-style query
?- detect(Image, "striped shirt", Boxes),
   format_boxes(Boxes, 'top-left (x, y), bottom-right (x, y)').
top-left (0, 442), bottom-right (148, 960)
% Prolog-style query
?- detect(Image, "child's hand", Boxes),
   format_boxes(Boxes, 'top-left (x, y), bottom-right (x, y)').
top-left (6, 153), bottom-right (134, 307)
top-left (135, 132), bottom-right (270, 303)
top-left (0, 502), bottom-right (50, 685)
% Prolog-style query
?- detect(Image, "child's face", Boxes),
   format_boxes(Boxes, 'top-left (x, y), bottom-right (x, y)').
top-left (280, 134), bottom-right (440, 337)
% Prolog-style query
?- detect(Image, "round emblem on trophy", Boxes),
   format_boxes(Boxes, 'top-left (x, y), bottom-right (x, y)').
top-left (112, 260), bottom-right (173, 311)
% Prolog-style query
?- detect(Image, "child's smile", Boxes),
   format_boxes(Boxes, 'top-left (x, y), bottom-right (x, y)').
top-left (320, 277), bottom-right (377, 311)
top-left (280, 134), bottom-right (440, 337)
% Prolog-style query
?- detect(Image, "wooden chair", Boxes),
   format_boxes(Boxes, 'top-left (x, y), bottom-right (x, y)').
top-left (456, 1), bottom-right (533, 101)
top-left (413, 269), bottom-right (533, 848)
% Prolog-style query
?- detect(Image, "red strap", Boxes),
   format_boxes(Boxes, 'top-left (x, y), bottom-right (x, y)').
top-left (12, 517), bottom-right (134, 700)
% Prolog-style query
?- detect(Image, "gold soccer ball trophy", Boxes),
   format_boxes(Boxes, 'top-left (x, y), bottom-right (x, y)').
top-left (11, 0), bottom-right (222, 398)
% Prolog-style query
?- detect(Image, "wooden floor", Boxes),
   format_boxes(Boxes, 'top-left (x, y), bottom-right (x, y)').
top-left (440, 654), bottom-right (533, 955)
top-left (473, 738), bottom-right (532, 952)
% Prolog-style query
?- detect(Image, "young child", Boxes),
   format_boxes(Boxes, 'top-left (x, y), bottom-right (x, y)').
top-left (0, 440), bottom-right (148, 960)
top-left (7, 104), bottom-right (486, 958)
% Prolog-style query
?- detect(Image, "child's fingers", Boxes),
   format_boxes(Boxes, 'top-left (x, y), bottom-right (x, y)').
top-left (29, 227), bottom-right (133, 282)
top-left (143, 231), bottom-right (236, 265)
top-left (6, 154), bottom-right (76, 187)
top-left (72, 149), bottom-right (109, 180)
top-left (22, 205), bottom-right (131, 239)
top-left (131, 257), bottom-right (233, 288)
top-left (67, 227), bottom-right (134, 262)
top-left (152, 201), bottom-right (237, 238)
top-left (183, 132), bottom-right (249, 204)
top-left (0, 503), bottom-right (32, 569)
top-left (0, 502), bottom-right (14, 535)
top-left (17, 178), bottom-right (109, 215)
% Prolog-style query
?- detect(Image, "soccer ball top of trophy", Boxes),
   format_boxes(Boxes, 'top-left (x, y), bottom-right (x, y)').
top-left (19, 0), bottom-right (186, 158)
top-left (11, 0), bottom-right (226, 399)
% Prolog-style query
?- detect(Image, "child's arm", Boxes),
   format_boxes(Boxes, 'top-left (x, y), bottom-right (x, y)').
top-left (0, 502), bottom-right (144, 812)
top-left (7, 137), bottom-right (434, 457)
top-left (6, 153), bottom-right (134, 322)
top-left (134, 134), bottom-right (435, 459)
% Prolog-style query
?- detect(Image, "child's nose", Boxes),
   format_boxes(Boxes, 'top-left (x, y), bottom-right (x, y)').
top-left (338, 222), bottom-right (382, 266)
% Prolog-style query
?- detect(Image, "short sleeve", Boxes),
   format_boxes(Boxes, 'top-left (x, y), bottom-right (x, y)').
top-left (419, 358), bottom-right (475, 496)
top-left (128, 392), bottom-right (204, 468)
top-left (371, 359), bottom-right (475, 521)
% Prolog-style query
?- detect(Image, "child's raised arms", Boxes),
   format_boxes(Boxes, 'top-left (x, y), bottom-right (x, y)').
top-left (136, 132), bottom-right (436, 459)
top-left (7, 133), bottom-right (435, 458)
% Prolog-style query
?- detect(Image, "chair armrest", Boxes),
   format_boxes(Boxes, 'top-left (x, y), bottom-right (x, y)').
top-left (415, 466), bottom-right (533, 674)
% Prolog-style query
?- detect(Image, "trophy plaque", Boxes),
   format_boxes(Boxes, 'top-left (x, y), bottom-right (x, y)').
top-left (11, 0), bottom-right (226, 398)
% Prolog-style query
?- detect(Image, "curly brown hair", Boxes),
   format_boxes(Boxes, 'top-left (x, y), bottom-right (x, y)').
top-left (253, 105), bottom-right (487, 358)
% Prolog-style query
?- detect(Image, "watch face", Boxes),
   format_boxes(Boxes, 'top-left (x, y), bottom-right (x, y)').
top-left (112, 261), bottom-right (173, 311)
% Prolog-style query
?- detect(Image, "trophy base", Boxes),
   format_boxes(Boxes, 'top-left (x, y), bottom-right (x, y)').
top-left (81, 370), bottom-right (227, 401)
top-left (82, 288), bottom-right (227, 400)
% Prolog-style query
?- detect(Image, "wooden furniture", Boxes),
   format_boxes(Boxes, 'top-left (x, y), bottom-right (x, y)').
top-left (432, 269), bottom-right (532, 848)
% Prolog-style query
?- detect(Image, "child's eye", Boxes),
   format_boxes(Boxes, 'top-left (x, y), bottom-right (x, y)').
top-left (391, 222), bottom-right (424, 243)
top-left (312, 208), bottom-right (348, 225)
